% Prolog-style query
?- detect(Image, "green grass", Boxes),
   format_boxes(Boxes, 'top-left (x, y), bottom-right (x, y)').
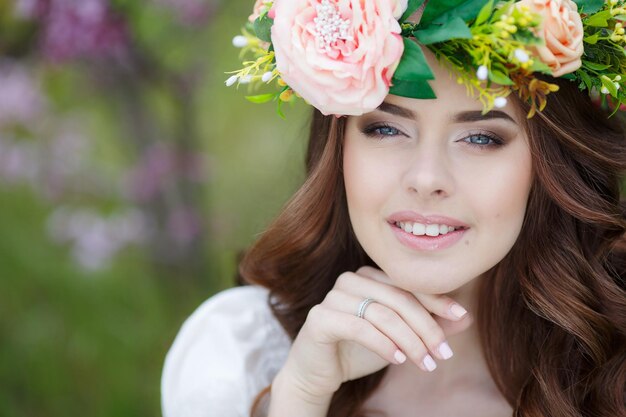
top-left (0, 188), bottom-right (177, 416)
top-left (0, 3), bottom-right (311, 415)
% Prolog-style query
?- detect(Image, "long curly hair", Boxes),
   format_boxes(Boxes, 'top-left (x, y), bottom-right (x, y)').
top-left (240, 76), bottom-right (626, 417)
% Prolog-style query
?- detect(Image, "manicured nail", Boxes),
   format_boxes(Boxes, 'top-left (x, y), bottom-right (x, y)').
top-left (450, 303), bottom-right (468, 319)
top-left (394, 350), bottom-right (407, 364)
top-left (438, 342), bottom-right (454, 360)
top-left (423, 354), bottom-right (437, 372)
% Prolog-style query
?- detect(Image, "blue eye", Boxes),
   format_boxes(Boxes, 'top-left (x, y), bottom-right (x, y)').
top-left (362, 123), bottom-right (402, 139)
top-left (463, 132), bottom-right (503, 148)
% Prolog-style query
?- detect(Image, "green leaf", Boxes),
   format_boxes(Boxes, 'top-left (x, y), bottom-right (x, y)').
top-left (601, 77), bottom-right (618, 96)
top-left (583, 61), bottom-right (612, 71)
top-left (608, 98), bottom-right (622, 117)
top-left (583, 32), bottom-right (600, 44)
top-left (488, 69), bottom-right (514, 85)
top-left (246, 93), bottom-right (276, 104)
top-left (529, 59), bottom-right (552, 74)
top-left (400, 0), bottom-right (425, 23)
top-left (492, 0), bottom-right (515, 23)
top-left (474, 0), bottom-right (494, 26)
top-left (414, 16), bottom-right (472, 44)
top-left (392, 38), bottom-right (435, 81)
top-left (420, 0), bottom-right (489, 27)
top-left (390, 78), bottom-right (437, 99)
top-left (578, 70), bottom-right (593, 91)
top-left (584, 10), bottom-right (611, 27)
top-left (276, 99), bottom-right (286, 119)
top-left (574, 0), bottom-right (605, 14)
top-left (254, 14), bottom-right (273, 43)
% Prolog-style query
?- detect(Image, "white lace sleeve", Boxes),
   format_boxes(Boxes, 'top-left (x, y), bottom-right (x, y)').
top-left (161, 285), bottom-right (291, 417)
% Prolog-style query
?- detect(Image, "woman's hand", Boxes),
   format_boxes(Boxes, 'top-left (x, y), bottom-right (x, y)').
top-left (273, 266), bottom-right (473, 402)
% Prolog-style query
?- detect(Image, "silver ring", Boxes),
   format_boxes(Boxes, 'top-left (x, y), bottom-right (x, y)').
top-left (356, 297), bottom-right (376, 319)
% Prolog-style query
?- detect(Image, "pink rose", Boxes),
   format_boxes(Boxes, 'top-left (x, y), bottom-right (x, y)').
top-left (249, 0), bottom-right (272, 22)
top-left (518, 0), bottom-right (584, 77)
top-left (271, 0), bottom-right (407, 116)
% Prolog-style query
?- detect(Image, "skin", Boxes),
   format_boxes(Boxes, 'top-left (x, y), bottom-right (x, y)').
top-left (268, 49), bottom-right (532, 417)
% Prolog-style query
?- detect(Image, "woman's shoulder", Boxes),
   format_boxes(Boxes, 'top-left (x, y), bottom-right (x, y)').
top-left (161, 285), bottom-right (291, 417)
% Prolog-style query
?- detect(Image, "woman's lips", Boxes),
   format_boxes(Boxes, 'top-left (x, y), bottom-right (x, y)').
top-left (387, 211), bottom-right (469, 228)
top-left (389, 221), bottom-right (467, 251)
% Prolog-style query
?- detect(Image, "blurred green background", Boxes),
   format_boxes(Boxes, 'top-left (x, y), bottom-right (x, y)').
top-left (0, 0), bottom-right (309, 415)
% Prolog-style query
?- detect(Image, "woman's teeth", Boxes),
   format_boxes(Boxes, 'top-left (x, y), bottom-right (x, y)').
top-left (395, 221), bottom-right (460, 237)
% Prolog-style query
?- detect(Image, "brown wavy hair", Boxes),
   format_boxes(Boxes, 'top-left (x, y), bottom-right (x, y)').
top-left (240, 76), bottom-right (626, 417)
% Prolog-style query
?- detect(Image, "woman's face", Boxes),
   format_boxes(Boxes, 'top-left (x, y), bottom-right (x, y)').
top-left (343, 49), bottom-right (534, 294)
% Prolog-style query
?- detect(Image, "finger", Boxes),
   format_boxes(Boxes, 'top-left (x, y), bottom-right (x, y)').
top-left (413, 293), bottom-right (470, 322)
top-left (355, 265), bottom-right (392, 284)
top-left (434, 314), bottom-right (474, 338)
top-left (333, 273), bottom-right (453, 362)
top-left (324, 290), bottom-right (437, 372)
top-left (306, 304), bottom-right (407, 365)
top-left (355, 267), bottom-right (469, 322)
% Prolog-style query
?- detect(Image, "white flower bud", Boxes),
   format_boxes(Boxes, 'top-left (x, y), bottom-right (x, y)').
top-left (232, 35), bottom-right (248, 48)
top-left (225, 75), bottom-right (239, 87)
top-left (476, 65), bottom-right (488, 81)
top-left (514, 48), bottom-right (529, 63)
top-left (261, 71), bottom-right (273, 83)
top-left (601, 86), bottom-right (610, 94)
top-left (494, 97), bottom-right (507, 108)
top-left (615, 82), bottom-right (621, 90)
top-left (239, 75), bottom-right (252, 84)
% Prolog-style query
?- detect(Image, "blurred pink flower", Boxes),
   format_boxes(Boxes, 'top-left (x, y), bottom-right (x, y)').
top-left (13, 0), bottom-right (47, 19)
top-left (126, 143), bottom-right (210, 202)
top-left (47, 206), bottom-right (152, 271)
top-left (154, 0), bottom-right (219, 26)
top-left (0, 139), bottom-right (40, 184)
top-left (23, 0), bottom-right (130, 63)
top-left (167, 206), bottom-right (202, 246)
top-left (249, 0), bottom-right (271, 22)
top-left (0, 61), bottom-right (46, 127)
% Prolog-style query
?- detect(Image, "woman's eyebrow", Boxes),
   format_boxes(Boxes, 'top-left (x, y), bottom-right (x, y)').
top-left (376, 102), bottom-right (416, 119)
top-left (453, 110), bottom-right (517, 125)
top-left (376, 102), bottom-right (517, 125)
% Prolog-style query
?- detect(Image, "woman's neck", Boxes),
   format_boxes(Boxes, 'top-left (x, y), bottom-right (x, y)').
top-left (362, 277), bottom-right (512, 417)
top-left (423, 277), bottom-right (492, 385)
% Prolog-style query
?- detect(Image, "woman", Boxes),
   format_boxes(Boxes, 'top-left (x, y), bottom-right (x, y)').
top-left (162, 1), bottom-right (626, 416)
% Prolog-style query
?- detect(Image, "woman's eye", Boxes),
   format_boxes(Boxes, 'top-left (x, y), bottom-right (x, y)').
top-left (462, 133), bottom-right (503, 148)
top-left (362, 124), bottom-right (402, 138)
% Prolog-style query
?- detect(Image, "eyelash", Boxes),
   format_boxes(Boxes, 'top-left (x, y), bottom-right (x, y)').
top-left (361, 123), bottom-right (505, 149)
top-left (363, 123), bottom-right (404, 140)
top-left (362, 123), bottom-right (402, 139)
top-left (462, 131), bottom-right (504, 148)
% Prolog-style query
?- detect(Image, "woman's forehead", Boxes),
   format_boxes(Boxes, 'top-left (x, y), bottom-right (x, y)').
top-left (375, 49), bottom-right (524, 124)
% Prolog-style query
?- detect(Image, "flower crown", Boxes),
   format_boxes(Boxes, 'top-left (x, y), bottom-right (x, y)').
top-left (227, 0), bottom-right (626, 118)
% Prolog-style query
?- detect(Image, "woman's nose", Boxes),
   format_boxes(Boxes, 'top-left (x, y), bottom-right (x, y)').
top-left (401, 143), bottom-right (454, 199)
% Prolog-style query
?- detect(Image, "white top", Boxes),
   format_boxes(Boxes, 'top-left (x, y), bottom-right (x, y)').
top-left (161, 285), bottom-right (292, 417)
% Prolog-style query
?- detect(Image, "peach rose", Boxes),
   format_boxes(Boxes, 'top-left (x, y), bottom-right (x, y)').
top-left (270, 0), bottom-right (407, 116)
top-left (518, 0), bottom-right (584, 77)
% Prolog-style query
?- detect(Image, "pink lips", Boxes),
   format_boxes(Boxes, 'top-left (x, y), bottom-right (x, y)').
top-left (387, 211), bottom-right (469, 251)
top-left (387, 211), bottom-right (470, 228)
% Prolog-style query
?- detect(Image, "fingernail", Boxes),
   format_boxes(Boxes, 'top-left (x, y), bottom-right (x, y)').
top-left (423, 354), bottom-right (437, 372)
top-left (394, 350), bottom-right (407, 364)
top-left (438, 342), bottom-right (454, 360)
top-left (450, 303), bottom-right (468, 319)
